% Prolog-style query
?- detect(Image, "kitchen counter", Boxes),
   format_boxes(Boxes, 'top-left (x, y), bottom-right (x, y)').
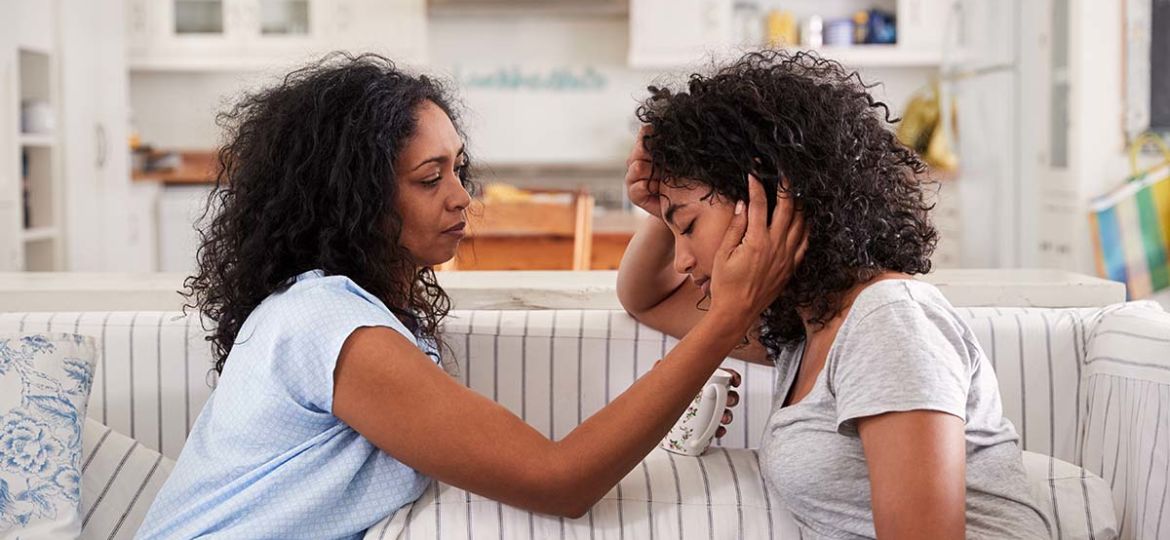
top-left (0, 269), bottom-right (1126, 312)
top-left (132, 151), bottom-right (217, 185)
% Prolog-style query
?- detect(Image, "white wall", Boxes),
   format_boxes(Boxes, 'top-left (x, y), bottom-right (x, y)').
top-left (130, 70), bottom-right (287, 150)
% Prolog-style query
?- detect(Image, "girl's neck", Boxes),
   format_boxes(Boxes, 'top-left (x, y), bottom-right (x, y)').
top-left (797, 271), bottom-right (912, 340)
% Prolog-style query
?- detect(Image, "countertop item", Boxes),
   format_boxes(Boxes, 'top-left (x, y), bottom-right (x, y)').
top-left (132, 151), bottom-right (218, 185)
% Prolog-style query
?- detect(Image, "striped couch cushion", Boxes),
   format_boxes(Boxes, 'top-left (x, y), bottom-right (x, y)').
top-left (363, 449), bottom-right (1116, 540)
top-left (1078, 303), bottom-right (1170, 540)
top-left (365, 448), bottom-right (798, 540)
top-left (1022, 452), bottom-right (1118, 539)
top-left (79, 418), bottom-right (174, 540)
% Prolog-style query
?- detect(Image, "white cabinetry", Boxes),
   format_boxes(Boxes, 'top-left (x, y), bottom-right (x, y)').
top-left (628, 0), bottom-right (962, 70)
top-left (628, 0), bottom-right (732, 68)
top-left (1, 0), bottom-right (63, 271)
top-left (61, 0), bottom-right (159, 271)
top-left (127, 0), bottom-right (427, 71)
top-left (158, 185), bottom-right (211, 273)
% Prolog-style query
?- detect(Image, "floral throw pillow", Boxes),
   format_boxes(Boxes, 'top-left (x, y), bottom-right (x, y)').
top-left (0, 333), bottom-right (97, 537)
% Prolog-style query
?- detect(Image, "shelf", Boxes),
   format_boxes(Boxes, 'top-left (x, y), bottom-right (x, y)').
top-left (19, 133), bottom-right (55, 147)
top-left (16, 45), bottom-right (52, 57)
top-left (814, 45), bottom-right (964, 68)
top-left (428, 1), bottom-right (627, 17)
top-left (22, 227), bottom-right (58, 243)
top-left (630, 45), bottom-right (965, 70)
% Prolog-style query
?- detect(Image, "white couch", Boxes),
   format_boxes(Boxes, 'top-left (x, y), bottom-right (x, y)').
top-left (3, 300), bottom-right (1168, 539)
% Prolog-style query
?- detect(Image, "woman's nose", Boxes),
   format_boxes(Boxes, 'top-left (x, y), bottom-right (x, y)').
top-left (449, 179), bottom-right (471, 212)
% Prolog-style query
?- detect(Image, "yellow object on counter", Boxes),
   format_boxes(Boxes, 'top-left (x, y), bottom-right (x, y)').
top-left (766, 10), bottom-right (798, 47)
top-left (483, 183), bottom-right (533, 203)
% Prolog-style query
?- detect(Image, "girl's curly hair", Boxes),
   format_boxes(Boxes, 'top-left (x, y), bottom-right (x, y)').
top-left (637, 49), bottom-right (938, 355)
top-left (184, 53), bottom-right (473, 374)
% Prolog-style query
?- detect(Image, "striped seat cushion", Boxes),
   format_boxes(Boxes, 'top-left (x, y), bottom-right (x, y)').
top-left (365, 448), bottom-right (799, 540)
top-left (363, 449), bottom-right (1115, 540)
top-left (1022, 452), bottom-right (1118, 539)
top-left (79, 418), bottom-right (174, 540)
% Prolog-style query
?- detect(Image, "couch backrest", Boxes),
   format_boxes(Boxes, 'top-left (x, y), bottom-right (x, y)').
top-left (442, 307), bottom-right (1107, 465)
top-left (0, 306), bottom-right (1102, 463)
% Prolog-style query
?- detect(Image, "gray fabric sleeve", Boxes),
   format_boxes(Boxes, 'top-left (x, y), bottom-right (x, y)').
top-left (829, 299), bottom-right (972, 436)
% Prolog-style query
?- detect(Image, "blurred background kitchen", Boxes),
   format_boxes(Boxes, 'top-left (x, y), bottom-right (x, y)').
top-left (2, 0), bottom-right (1169, 307)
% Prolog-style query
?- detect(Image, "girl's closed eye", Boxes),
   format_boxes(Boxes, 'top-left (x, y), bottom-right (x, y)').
top-left (682, 220), bottom-right (696, 236)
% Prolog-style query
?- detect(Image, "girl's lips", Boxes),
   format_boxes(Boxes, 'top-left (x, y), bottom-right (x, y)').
top-left (694, 277), bottom-right (711, 295)
top-left (443, 222), bottom-right (467, 236)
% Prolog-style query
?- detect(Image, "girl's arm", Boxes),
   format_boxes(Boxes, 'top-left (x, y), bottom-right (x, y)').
top-left (857, 411), bottom-right (967, 539)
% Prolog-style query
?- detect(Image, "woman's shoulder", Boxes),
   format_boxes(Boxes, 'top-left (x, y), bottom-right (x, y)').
top-left (243, 269), bottom-right (411, 343)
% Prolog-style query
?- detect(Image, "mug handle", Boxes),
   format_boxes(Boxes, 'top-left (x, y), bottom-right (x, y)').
top-left (689, 381), bottom-right (728, 453)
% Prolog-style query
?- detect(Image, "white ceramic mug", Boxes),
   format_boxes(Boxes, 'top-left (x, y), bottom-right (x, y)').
top-left (660, 368), bottom-right (732, 456)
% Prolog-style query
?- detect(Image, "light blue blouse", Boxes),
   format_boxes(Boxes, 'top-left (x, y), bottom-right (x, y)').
top-left (137, 270), bottom-right (436, 539)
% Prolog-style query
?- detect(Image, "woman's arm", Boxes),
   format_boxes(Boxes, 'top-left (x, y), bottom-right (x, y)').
top-left (336, 174), bottom-right (800, 518)
top-left (857, 410), bottom-right (967, 539)
top-left (334, 310), bottom-right (750, 518)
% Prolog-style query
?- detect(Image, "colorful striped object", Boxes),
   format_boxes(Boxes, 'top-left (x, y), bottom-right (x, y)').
top-left (1089, 160), bottom-right (1170, 298)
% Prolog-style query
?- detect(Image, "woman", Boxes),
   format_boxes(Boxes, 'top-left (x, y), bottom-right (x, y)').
top-left (136, 53), bottom-right (804, 539)
top-left (617, 50), bottom-right (1051, 539)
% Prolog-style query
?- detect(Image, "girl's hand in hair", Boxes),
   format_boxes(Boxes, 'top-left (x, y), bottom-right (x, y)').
top-left (625, 125), bottom-right (662, 220)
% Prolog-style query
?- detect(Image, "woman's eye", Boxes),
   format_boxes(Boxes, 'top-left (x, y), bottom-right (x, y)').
top-left (423, 176), bottom-right (441, 187)
top-left (682, 221), bottom-right (695, 236)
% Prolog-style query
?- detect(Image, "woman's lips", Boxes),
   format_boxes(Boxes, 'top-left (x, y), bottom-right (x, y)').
top-left (442, 222), bottom-right (467, 237)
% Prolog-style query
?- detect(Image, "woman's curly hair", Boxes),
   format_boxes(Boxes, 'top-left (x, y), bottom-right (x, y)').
top-left (636, 49), bottom-right (938, 355)
top-left (184, 53), bottom-right (473, 374)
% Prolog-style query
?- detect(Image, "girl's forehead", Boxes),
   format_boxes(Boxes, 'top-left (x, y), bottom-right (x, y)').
top-left (660, 180), bottom-right (714, 203)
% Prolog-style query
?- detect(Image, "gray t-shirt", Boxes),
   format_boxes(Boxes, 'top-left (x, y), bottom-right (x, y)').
top-left (758, 280), bottom-right (1051, 539)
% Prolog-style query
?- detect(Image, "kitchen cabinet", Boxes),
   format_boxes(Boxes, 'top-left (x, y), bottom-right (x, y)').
top-left (157, 184), bottom-right (209, 273)
top-left (1, 0), bottom-right (64, 270)
top-left (627, 0), bottom-right (732, 69)
top-left (127, 0), bottom-right (427, 71)
top-left (628, 0), bottom-right (962, 69)
top-left (61, 0), bottom-right (159, 271)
